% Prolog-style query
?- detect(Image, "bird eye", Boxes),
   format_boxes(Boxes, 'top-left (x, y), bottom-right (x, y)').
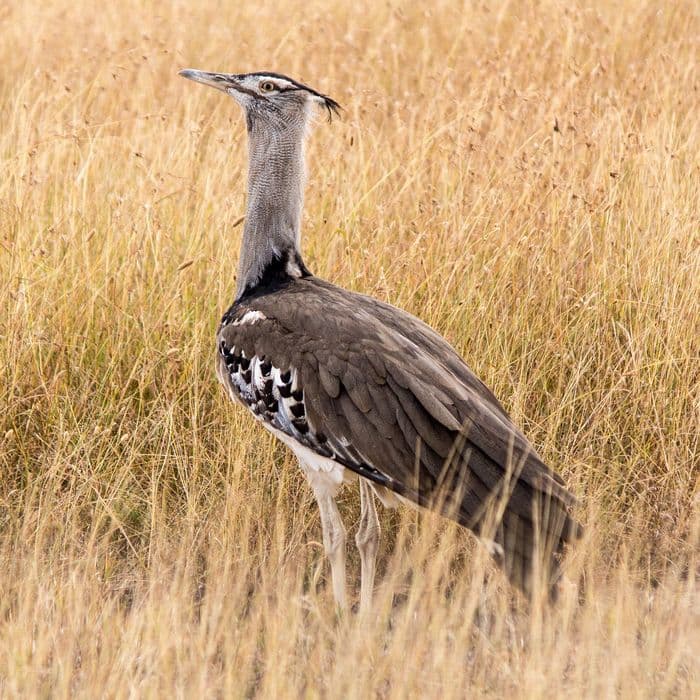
top-left (259, 81), bottom-right (276, 93)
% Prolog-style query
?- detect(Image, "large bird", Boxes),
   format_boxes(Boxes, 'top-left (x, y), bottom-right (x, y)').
top-left (179, 69), bottom-right (581, 612)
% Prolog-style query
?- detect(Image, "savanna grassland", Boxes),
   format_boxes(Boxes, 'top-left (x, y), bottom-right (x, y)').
top-left (1, 0), bottom-right (698, 697)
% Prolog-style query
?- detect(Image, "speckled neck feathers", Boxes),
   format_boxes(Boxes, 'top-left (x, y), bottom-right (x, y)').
top-left (236, 110), bottom-right (311, 299)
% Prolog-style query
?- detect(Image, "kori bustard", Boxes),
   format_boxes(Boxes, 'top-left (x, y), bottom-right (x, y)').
top-left (179, 69), bottom-right (581, 611)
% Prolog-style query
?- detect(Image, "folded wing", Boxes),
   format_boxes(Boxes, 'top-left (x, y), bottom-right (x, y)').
top-left (218, 277), bottom-right (581, 594)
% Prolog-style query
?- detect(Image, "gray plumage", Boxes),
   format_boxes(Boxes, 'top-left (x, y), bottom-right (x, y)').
top-left (180, 68), bottom-right (581, 605)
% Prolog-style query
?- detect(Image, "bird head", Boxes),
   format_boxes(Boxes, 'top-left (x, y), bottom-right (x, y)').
top-left (179, 69), bottom-right (340, 132)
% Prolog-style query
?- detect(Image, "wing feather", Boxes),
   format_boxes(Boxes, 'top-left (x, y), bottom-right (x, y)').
top-left (386, 374), bottom-right (455, 459)
top-left (366, 375), bottom-right (399, 425)
top-left (403, 372), bottom-right (462, 432)
top-left (343, 364), bottom-right (373, 414)
top-left (318, 363), bottom-right (341, 398)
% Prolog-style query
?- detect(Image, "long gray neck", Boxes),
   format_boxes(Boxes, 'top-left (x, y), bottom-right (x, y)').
top-left (236, 118), bottom-right (309, 298)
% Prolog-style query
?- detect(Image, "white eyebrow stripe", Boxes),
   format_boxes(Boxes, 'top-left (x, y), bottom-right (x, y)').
top-left (257, 76), bottom-right (297, 90)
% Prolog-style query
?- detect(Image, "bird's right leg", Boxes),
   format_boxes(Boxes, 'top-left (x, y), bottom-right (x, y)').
top-left (356, 478), bottom-right (380, 615)
top-left (311, 482), bottom-right (348, 611)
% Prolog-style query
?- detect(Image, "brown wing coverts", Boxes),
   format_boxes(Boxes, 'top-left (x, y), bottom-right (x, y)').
top-left (218, 277), bottom-right (581, 594)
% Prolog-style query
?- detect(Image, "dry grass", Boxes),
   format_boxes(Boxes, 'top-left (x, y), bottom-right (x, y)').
top-left (1, 0), bottom-right (699, 697)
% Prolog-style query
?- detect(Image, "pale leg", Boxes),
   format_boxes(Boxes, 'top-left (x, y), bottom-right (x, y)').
top-left (356, 478), bottom-right (380, 615)
top-left (312, 484), bottom-right (348, 611)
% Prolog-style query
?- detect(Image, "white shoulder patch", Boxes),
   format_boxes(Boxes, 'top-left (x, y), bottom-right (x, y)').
top-left (233, 310), bottom-right (266, 326)
top-left (285, 258), bottom-right (303, 278)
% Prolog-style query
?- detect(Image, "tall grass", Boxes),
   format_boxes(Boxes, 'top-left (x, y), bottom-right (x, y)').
top-left (1, 0), bottom-right (698, 696)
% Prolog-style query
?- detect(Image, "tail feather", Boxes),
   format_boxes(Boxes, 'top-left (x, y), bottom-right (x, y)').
top-left (438, 444), bottom-right (582, 598)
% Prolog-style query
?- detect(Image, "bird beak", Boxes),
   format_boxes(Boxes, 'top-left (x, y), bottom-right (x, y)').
top-left (178, 69), bottom-right (241, 94)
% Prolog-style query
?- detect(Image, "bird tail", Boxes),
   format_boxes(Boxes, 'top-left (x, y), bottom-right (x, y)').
top-left (433, 439), bottom-right (582, 599)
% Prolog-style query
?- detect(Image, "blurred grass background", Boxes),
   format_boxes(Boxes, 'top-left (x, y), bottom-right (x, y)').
top-left (0, 0), bottom-right (698, 696)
